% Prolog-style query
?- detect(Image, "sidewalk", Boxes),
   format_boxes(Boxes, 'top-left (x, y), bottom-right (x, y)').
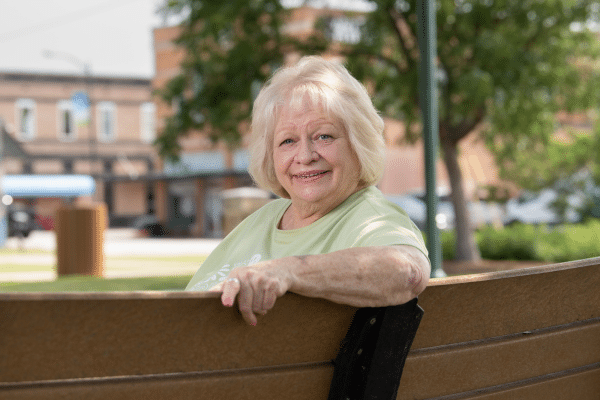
top-left (0, 229), bottom-right (221, 282)
top-left (4, 228), bottom-right (222, 256)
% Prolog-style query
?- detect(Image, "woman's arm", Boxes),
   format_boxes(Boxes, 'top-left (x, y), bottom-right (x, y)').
top-left (214, 245), bottom-right (430, 325)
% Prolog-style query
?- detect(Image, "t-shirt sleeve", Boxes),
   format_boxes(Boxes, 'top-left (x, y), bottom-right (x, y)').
top-left (349, 211), bottom-right (429, 258)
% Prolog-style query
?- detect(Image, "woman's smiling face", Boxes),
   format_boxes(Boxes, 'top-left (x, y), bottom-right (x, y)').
top-left (273, 99), bottom-right (362, 213)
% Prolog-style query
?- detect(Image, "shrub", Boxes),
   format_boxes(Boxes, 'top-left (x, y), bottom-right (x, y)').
top-left (535, 220), bottom-right (600, 263)
top-left (439, 220), bottom-right (600, 262)
top-left (440, 230), bottom-right (456, 260)
top-left (477, 223), bottom-right (539, 261)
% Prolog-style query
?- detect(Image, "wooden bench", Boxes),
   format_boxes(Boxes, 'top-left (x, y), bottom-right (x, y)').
top-left (1, 256), bottom-right (599, 399)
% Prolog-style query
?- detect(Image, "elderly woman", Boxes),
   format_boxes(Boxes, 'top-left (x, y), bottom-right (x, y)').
top-left (186, 56), bottom-right (430, 325)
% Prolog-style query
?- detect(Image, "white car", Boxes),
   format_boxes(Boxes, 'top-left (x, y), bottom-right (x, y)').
top-left (504, 189), bottom-right (582, 225)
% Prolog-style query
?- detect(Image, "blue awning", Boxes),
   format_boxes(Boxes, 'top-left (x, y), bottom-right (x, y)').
top-left (1, 175), bottom-right (95, 198)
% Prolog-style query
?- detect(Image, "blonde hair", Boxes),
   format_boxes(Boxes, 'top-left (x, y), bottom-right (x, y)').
top-left (249, 56), bottom-right (385, 198)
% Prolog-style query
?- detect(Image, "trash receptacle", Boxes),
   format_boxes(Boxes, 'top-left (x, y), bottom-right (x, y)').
top-left (221, 187), bottom-right (272, 236)
top-left (55, 203), bottom-right (106, 277)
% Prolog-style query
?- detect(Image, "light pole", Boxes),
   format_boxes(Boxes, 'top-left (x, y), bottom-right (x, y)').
top-left (416, 1), bottom-right (443, 277)
top-left (42, 50), bottom-right (99, 199)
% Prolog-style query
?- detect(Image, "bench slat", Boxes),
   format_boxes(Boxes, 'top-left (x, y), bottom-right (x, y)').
top-left (0, 294), bottom-right (356, 383)
top-left (413, 258), bottom-right (600, 349)
top-left (409, 363), bottom-right (600, 400)
top-left (395, 257), bottom-right (600, 399)
top-left (472, 365), bottom-right (600, 400)
top-left (398, 319), bottom-right (600, 398)
top-left (0, 364), bottom-right (334, 400)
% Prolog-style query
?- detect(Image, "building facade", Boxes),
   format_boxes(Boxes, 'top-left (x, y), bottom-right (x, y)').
top-left (0, 71), bottom-right (158, 227)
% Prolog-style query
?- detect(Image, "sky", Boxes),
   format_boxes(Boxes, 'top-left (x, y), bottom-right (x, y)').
top-left (0, 0), bottom-right (376, 79)
top-left (0, 0), bottom-right (166, 78)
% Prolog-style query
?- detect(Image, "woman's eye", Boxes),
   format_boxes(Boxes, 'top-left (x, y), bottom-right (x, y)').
top-left (318, 134), bottom-right (333, 141)
top-left (280, 138), bottom-right (294, 146)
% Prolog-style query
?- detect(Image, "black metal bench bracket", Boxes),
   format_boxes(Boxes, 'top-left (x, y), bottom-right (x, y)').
top-left (328, 298), bottom-right (424, 400)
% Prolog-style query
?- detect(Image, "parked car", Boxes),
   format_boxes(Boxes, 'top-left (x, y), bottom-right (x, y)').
top-left (385, 194), bottom-right (454, 231)
top-left (133, 215), bottom-right (168, 237)
top-left (503, 189), bottom-right (582, 226)
top-left (7, 204), bottom-right (37, 238)
top-left (386, 193), bottom-right (505, 231)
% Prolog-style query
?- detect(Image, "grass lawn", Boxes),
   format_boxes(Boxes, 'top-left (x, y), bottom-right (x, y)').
top-left (0, 274), bottom-right (194, 292)
top-left (0, 248), bottom-right (48, 255)
top-left (0, 249), bottom-right (206, 292)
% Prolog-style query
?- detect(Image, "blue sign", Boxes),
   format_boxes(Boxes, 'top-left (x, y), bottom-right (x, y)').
top-left (71, 91), bottom-right (90, 127)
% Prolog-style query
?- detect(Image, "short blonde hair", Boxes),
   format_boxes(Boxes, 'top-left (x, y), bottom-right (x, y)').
top-left (249, 56), bottom-right (385, 198)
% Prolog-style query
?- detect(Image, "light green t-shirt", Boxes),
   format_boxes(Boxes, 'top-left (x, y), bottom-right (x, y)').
top-left (185, 186), bottom-right (428, 291)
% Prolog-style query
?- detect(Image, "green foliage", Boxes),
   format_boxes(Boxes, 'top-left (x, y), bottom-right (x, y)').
top-left (534, 221), bottom-right (600, 262)
top-left (440, 229), bottom-right (457, 260)
top-left (338, 0), bottom-right (600, 260)
top-left (158, 0), bottom-right (600, 156)
top-left (441, 221), bottom-right (600, 262)
top-left (156, 0), bottom-right (295, 160)
top-left (330, 0), bottom-right (600, 150)
top-left (476, 223), bottom-right (541, 260)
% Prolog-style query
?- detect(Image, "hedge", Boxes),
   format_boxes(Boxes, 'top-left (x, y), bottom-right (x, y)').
top-left (440, 220), bottom-right (600, 263)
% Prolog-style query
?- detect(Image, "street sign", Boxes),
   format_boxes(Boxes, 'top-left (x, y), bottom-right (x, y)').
top-left (71, 91), bottom-right (90, 127)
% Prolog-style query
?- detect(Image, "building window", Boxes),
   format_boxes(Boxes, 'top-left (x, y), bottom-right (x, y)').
top-left (140, 102), bottom-right (156, 143)
top-left (97, 101), bottom-right (116, 142)
top-left (58, 100), bottom-right (77, 141)
top-left (324, 16), bottom-right (363, 44)
top-left (15, 99), bottom-right (36, 141)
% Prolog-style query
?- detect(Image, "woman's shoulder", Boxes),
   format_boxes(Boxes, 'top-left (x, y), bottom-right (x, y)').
top-left (219, 197), bottom-right (289, 242)
top-left (236, 197), bottom-right (290, 226)
top-left (255, 197), bottom-right (290, 214)
top-left (349, 186), bottom-right (407, 215)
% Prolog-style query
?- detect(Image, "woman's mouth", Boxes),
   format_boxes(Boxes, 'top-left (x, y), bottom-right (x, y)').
top-left (293, 170), bottom-right (330, 180)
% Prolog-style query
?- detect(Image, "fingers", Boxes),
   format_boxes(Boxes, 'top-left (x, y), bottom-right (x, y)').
top-left (237, 280), bottom-right (258, 326)
top-left (221, 278), bottom-right (240, 307)
top-left (258, 281), bottom-right (278, 313)
top-left (221, 268), bottom-right (286, 326)
top-left (237, 274), bottom-right (268, 326)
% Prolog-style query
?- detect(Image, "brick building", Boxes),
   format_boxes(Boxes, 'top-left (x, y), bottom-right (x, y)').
top-left (0, 71), bottom-right (158, 227)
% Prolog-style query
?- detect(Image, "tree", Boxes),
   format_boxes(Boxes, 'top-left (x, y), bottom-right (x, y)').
top-left (327, 0), bottom-right (600, 260)
top-left (155, 0), bottom-right (294, 159)
top-left (157, 0), bottom-right (600, 261)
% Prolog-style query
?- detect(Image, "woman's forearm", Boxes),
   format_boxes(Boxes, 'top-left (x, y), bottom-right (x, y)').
top-left (219, 245), bottom-right (430, 325)
top-left (285, 245), bottom-right (430, 307)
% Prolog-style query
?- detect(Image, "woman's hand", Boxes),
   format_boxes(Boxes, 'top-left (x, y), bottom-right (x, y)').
top-left (210, 262), bottom-right (292, 326)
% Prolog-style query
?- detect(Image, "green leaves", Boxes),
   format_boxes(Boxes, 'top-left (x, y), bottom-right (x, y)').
top-left (156, 0), bottom-right (287, 159)
top-left (157, 0), bottom-right (600, 193)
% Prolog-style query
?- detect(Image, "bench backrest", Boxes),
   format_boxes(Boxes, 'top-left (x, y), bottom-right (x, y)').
top-left (1, 256), bottom-right (599, 399)
top-left (401, 256), bottom-right (600, 399)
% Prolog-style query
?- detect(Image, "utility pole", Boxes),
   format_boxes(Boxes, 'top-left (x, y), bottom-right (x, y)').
top-left (42, 50), bottom-right (99, 201)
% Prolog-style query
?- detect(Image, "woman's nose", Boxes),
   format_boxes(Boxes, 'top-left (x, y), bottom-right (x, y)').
top-left (296, 139), bottom-right (318, 163)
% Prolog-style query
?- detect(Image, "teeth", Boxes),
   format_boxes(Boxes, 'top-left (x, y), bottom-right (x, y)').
top-left (297, 171), bottom-right (325, 178)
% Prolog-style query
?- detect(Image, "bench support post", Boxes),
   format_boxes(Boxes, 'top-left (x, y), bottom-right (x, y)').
top-left (328, 298), bottom-right (424, 400)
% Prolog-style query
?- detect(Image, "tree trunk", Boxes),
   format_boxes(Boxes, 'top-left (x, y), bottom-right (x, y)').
top-left (440, 138), bottom-right (481, 262)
